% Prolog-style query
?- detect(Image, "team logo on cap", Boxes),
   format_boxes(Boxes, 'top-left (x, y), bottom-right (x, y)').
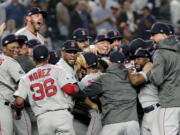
top-left (81, 30), bottom-right (86, 35)
top-left (160, 29), bottom-right (164, 33)
top-left (151, 23), bottom-right (155, 29)
top-left (104, 33), bottom-right (108, 38)
top-left (114, 31), bottom-right (118, 36)
top-left (5, 40), bottom-right (9, 44)
top-left (71, 42), bottom-right (75, 47)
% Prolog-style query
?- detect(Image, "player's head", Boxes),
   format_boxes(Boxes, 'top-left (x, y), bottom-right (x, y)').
top-left (25, 7), bottom-right (47, 32)
top-left (109, 51), bottom-right (125, 66)
top-left (107, 30), bottom-right (123, 50)
top-left (2, 34), bottom-right (26, 59)
top-left (33, 45), bottom-right (49, 64)
top-left (94, 33), bottom-right (112, 55)
top-left (26, 39), bottom-right (41, 57)
top-left (61, 40), bottom-right (80, 66)
top-left (146, 22), bottom-right (169, 43)
top-left (132, 48), bottom-right (151, 72)
top-left (48, 50), bottom-right (60, 65)
top-left (16, 35), bottom-right (28, 55)
top-left (73, 28), bottom-right (90, 51)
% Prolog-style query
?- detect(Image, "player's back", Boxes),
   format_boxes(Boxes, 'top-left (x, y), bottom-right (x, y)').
top-left (23, 64), bottom-right (71, 116)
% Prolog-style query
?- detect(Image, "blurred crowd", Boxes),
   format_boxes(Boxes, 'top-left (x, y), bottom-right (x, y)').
top-left (0, 0), bottom-right (180, 50)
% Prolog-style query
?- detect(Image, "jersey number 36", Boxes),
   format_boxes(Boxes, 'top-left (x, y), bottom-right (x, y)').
top-left (30, 78), bottom-right (57, 101)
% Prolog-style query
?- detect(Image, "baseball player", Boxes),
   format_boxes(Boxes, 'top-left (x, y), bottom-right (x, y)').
top-left (15, 35), bottom-right (36, 73)
top-left (129, 49), bottom-right (160, 135)
top-left (78, 52), bottom-right (103, 135)
top-left (107, 30), bottom-right (123, 51)
top-left (56, 40), bottom-right (91, 135)
top-left (56, 40), bottom-right (79, 109)
top-left (15, 7), bottom-right (47, 44)
top-left (0, 34), bottom-right (31, 135)
top-left (14, 45), bottom-right (78, 135)
top-left (73, 28), bottom-right (91, 51)
top-left (83, 51), bottom-right (140, 135)
top-left (129, 22), bottom-right (180, 135)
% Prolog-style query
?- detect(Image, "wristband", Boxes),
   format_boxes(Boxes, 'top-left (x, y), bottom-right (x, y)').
top-left (139, 71), bottom-right (148, 82)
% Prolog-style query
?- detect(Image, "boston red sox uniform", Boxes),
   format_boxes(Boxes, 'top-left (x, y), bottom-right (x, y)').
top-left (56, 58), bottom-right (78, 109)
top-left (15, 27), bottom-right (45, 44)
top-left (0, 54), bottom-right (31, 135)
top-left (78, 72), bottom-right (103, 135)
top-left (14, 64), bottom-right (76, 135)
top-left (138, 82), bottom-right (160, 135)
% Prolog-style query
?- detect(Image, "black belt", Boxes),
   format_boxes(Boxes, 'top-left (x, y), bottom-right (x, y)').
top-left (143, 103), bottom-right (160, 113)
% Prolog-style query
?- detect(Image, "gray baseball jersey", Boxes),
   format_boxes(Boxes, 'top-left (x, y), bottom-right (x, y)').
top-left (0, 54), bottom-right (32, 135)
top-left (56, 58), bottom-right (78, 109)
top-left (138, 83), bottom-right (159, 108)
top-left (14, 64), bottom-right (76, 116)
top-left (15, 27), bottom-right (45, 44)
top-left (78, 72), bottom-right (102, 90)
top-left (0, 54), bottom-right (25, 101)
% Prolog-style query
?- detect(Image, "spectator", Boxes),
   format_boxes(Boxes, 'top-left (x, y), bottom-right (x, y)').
top-left (170, 0), bottom-right (180, 25)
top-left (158, 0), bottom-right (171, 22)
top-left (119, 0), bottom-right (139, 33)
top-left (92, 0), bottom-right (116, 33)
top-left (2, 19), bottom-right (17, 39)
top-left (6, 0), bottom-right (27, 28)
top-left (56, 0), bottom-right (72, 39)
top-left (70, 0), bottom-right (94, 36)
top-left (137, 6), bottom-right (156, 40)
top-left (0, 0), bottom-right (12, 24)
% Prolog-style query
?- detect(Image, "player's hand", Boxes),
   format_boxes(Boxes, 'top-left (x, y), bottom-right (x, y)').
top-left (143, 62), bottom-right (153, 72)
top-left (91, 103), bottom-right (99, 112)
top-left (84, 45), bottom-right (100, 55)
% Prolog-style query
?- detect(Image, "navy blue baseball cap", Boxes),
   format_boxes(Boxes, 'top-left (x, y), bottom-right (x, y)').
top-left (146, 22), bottom-right (169, 35)
top-left (129, 38), bottom-right (146, 55)
top-left (94, 33), bottom-right (112, 44)
top-left (166, 23), bottom-right (175, 35)
top-left (62, 40), bottom-right (80, 52)
top-left (48, 50), bottom-right (60, 64)
top-left (26, 7), bottom-right (47, 18)
top-left (83, 52), bottom-right (98, 67)
top-left (132, 48), bottom-right (151, 59)
top-left (26, 39), bottom-right (41, 48)
top-left (33, 45), bottom-right (49, 60)
top-left (118, 44), bottom-right (130, 59)
top-left (16, 35), bottom-right (28, 45)
top-left (107, 30), bottom-right (123, 40)
top-left (109, 51), bottom-right (125, 63)
top-left (73, 28), bottom-right (90, 41)
top-left (2, 34), bottom-right (26, 46)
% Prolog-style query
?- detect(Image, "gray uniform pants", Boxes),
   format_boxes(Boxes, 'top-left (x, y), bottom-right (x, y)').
top-left (100, 121), bottom-right (140, 135)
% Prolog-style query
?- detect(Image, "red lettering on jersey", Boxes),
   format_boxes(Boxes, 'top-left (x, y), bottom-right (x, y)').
top-left (87, 79), bottom-right (96, 84)
top-left (29, 68), bottom-right (51, 82)
top-left (33, 72), bottom-right (39, 80)
top-left (29, 74), bottom-right (34, 82)
top-left (30, 78), bottom-right (57, 101)
top-left (46, 68), bottom-right (51, 77)
top-left (0, 57), bottom-right (4, 65)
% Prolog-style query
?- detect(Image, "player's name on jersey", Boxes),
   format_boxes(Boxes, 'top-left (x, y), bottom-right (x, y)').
top-left (29, 68), bottom-right (51, 82)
